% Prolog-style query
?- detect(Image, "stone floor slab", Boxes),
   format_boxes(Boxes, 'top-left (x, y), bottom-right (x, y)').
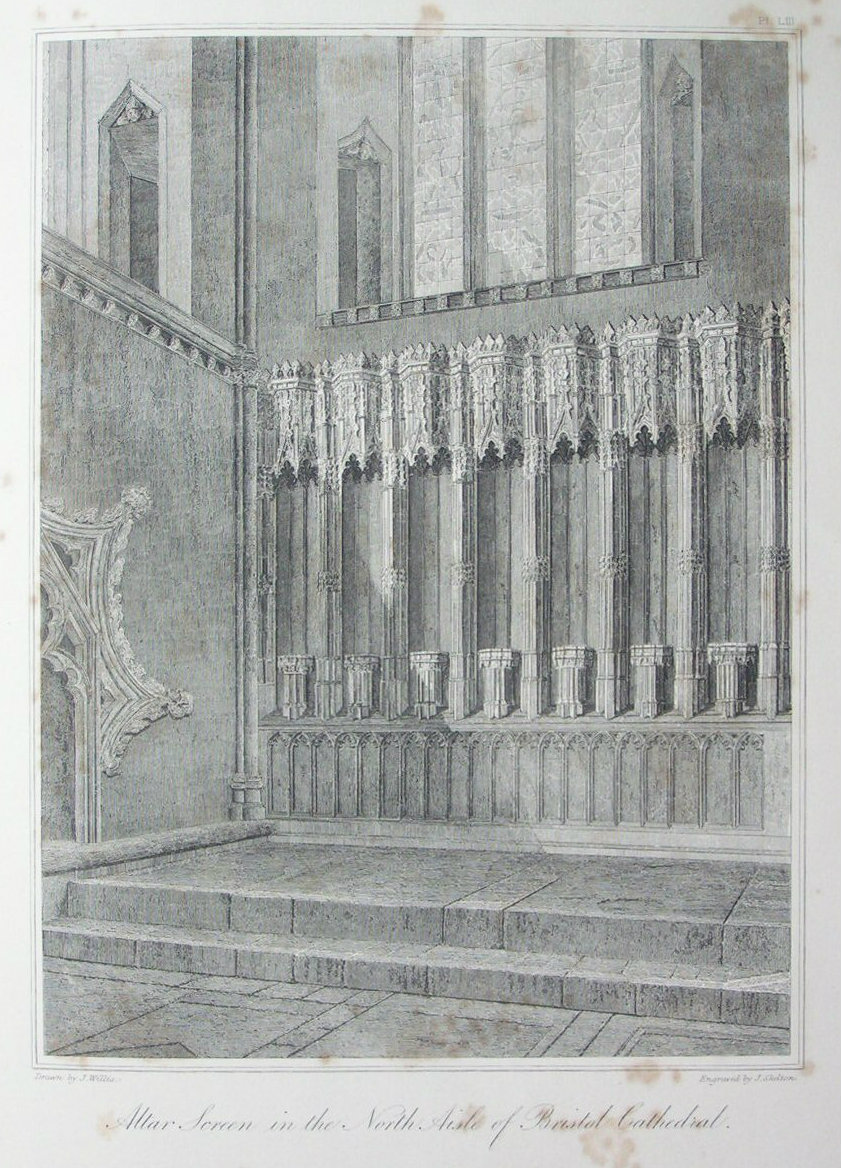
top-left (43, 964), bottom-right (791, 1060)
top-left (43, 957), bottom-right (193, 987)
top-left (55, 999), bottom-right (322, 1059)
top-left (43, 972), bottom-right (187, 1053)
top-left (253, 981), bottom-right (326, 1000)
top-left (291, 1004), bottom-right (552, 1058)
top-left (537, 1011), bottom-right (613, 1056)
top-left (45, 842), bottom-right (790, 1058)
top-left (181, 973), bottom-right (273, 994)
top-left (73, 843), bottom-right (772, 930)
top-left (615, 1018), bottom-right (790, 1058)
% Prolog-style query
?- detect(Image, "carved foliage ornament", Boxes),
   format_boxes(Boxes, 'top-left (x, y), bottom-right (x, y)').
top-left (114, 93), bottom-right (156, 126)
top-left (452, 560), bottom-right (476, 586)
top-left (41, 490), bottom-right (193, 836)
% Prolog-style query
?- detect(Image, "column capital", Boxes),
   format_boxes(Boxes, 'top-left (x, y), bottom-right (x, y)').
top-left (381, 565), bottom-right (408, 592)
top-left (760, 544), bottom-right (791, 573)
top-left (276, 654), bottom-right (315, 674)
top-left (451, 444), bottom-right (476, 483)
top-left (316, 569), bottom-right (341, 592)
top-left (677, 547), bottom-right (707, 575)
top-left (452, 559), bottom-right (476, 586)
top-left (235, 346), bottom-right (264, 388)
top-left (382, 450), bottom-right (408, 488)
top-left (523, 436), bottom-right (549, 478)
top-left (759, 418), bottom-right (789, 461)
top-left (598, 429), bottom-right (628, 470)
top-left (599, 551), bottom-right (629, 579)
top-left (708, 641), bottom-right (757, 666)
top-left (522, 554), bottom-right (550, 582)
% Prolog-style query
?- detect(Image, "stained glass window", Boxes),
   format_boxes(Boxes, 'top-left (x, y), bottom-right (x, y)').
top-left (401, 35), bottom-right (651, 305)
top-left (485, 37), bottom-right (548, 286)
top-left (412, 37), bottom-right (466, 297)
top-left (573, 38), bottom-right (644, 274)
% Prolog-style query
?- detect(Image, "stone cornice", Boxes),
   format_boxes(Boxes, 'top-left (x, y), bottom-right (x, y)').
top-left (41, 228), bottom-right (241, 382)
top-left (317, 259), bottom-right (703, 328)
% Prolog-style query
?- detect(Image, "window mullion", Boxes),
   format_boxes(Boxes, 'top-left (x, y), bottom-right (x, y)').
top-left (548, 37), bottom-right (575, 279)
top-left (463, 37), bottom-right (486, 293)
top-left (641, 39), bottom-right (656, 266)
top-left (398, 36), bottom-right (414, 302)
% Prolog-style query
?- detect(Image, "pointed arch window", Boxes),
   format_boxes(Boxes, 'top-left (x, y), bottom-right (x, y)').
top-left (98, 81), bottom-right (166, 295)
top-left (323, 37), bottom-right (702, 321)
top-left (399, 36), bottom-right (655, 301)
top-left (485, 37), bottom-right (549, 286)
top-left (337, 119), bottom-right (393, 309)
top-left (410, 36), bottom-right (468, 297)
top-left (572, 38), bottom-right (648, 274)
top-left (656, 57), bottom-right (698, 263)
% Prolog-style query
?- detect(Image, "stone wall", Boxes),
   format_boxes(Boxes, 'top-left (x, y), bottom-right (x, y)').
top-left (41, 286), bottom-right (237, 838)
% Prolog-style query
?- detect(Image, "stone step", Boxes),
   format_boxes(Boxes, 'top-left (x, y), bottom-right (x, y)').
top-left (43, 917), bottom-right (789, 1028)
top-left (65, 876), bottom-right (789, 971)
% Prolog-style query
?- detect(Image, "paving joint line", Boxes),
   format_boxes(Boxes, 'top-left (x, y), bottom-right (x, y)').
top-left (578, 1012), bottom-right (614, 1055)
top-left (48, 991), bottom-right (190, 1057)
top-left (524, 1008), bottom-right (582, 1057)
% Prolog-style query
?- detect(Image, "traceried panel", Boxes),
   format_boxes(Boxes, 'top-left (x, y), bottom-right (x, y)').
top-left (574, 38), bottom-right (643, 274)
top-left (412, 37), bottom-right (465, 297)
top-left (485, 37), bottom-right (548, 286)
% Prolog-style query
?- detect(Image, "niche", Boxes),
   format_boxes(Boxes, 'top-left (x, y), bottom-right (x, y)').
top-left (655, 57), bottom-right (697, 263)
top-left (99, 81), bottom-right (165, 294)
top-left (337, 119), bottom-right (392, 308)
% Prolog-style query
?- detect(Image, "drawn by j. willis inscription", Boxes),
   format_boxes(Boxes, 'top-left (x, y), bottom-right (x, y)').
top-left (39, 32), bottom-right (792, 1059)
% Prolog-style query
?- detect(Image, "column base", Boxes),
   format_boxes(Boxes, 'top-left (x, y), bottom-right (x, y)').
top-left (448, 653), bottom-right (477, 720)
top-left (229, 774), bottom-right (265, 820)
top-left (478, 649), bottom-right (520, 720)
top-left (630, 644), bottom-right (673, 719)
top-left (521, 650), bottom-right (549, 719)
top-left (596, 650), bottom-right (630, 719)
top-left (410, 652), bottom-right (448, 719)
top-left (552, 646), bottom-right (595, 718)
top-left (758, 642), bottom-right (791, 716)
top-left (674, 648), bottom-right (709, 718)
top-left (314, 656), bottom-right (343, 719)
top-left (708, 642), bottom-right (757, 718)
top-left (345, 655), bottom-right (380, 719)
top-left (277, 654), bottom-right (314, 719)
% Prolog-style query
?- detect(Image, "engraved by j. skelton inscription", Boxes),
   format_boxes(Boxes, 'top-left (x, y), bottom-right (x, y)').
top-left (39, 30), bottom-right (792, 1060)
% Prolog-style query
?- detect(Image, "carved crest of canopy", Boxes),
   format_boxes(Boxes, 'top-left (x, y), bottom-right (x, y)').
top-left (393, 343), bottom-right (449, 466)
top-left (618, 314), bottom-right (679, 447)
top-left (330, 352), bottom-right (382, 474)
top-left (695, 304), bottom-right (762, 439)
top-left (267, 361), bottom-right (317, 478)
top-left (539, 323), bottom-right (599, 453)
top-left (467, 334), bottom-right (524, 462)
